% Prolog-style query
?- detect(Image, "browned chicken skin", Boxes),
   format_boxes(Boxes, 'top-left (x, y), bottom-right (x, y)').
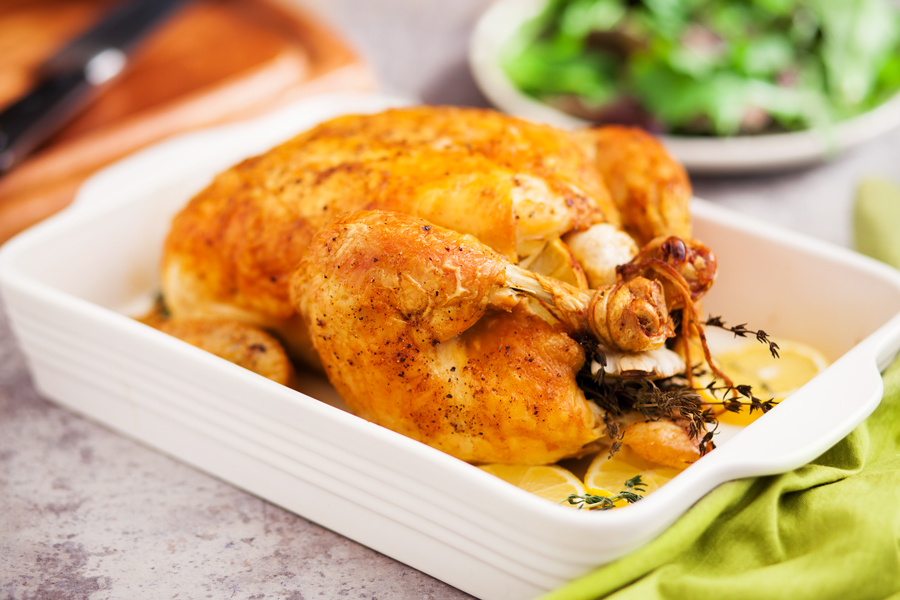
top-left (160, 106), bottom-right (712, 468)
top-left (574, 126), bottom-right (693, 246)
top-left (142, 315), bottom-right (296, 386)
top-left (290, 210), bottom-right (603, 464)
top-left (163, 107), bottom-right (621, 349)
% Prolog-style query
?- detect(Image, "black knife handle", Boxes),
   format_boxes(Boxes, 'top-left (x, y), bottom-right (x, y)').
top-left (0, 0), bottom-right (192, 175)
top-left (0, 70), bottom-right (93, 173)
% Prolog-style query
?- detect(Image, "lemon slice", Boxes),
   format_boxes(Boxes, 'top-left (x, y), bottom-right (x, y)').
top-left (700, 339), bottom-right (828, 426)
top-left (479, 464), bottom-right (585, 503)
top-left (525, 238), bottom-right (589, 289)
top-left (584, 446), bottom-right (681, 506)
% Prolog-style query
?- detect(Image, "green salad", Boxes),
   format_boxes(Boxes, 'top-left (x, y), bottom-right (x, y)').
top-left (503, 0), bottom-right (900, 136)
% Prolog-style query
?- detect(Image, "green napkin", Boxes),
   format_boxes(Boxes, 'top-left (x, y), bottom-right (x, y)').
top-left (855, 177), bottom-right (900, 268)
top-left (542, 178), bottom-right (900, 600)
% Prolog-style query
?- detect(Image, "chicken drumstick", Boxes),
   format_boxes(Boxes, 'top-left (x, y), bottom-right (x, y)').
top-left (290, 210), bottom-right (681, 464)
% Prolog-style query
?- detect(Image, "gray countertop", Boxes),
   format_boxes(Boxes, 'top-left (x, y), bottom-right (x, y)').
top-left (2, 1), bottom-right (900, 599)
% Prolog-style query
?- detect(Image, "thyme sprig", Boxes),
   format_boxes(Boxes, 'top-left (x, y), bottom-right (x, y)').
top-left (575, 321), bottom-right (784, 460)
top-left (700, 379), bottom-right (779, 416)
top-left (562, 475), bottom-right (647, 510)
top-left (576, 334), bottom-right (718, 455)
top-left (705, 315), bottom-right (780, 358)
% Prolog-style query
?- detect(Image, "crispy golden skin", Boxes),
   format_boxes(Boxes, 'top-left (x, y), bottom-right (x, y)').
top-left (622, 420), bottom-right (701, 469)
top-left (290, 211), bottom-right (602, 464)
top-left (144, 316), bottom-right (295, 386)
top-left (162, 107), bottom-right (619, 361)
top-left (574, 126), bottom-right (692, 246)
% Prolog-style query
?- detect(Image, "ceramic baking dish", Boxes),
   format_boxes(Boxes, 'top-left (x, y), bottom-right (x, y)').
top-left (3, 92), bottom-right (900, 600)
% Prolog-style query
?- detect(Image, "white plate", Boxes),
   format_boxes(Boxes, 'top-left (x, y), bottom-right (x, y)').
top-left (3, 92), bottom-right (900, 600)
top-left (470, 0), bottom-right (900, 174)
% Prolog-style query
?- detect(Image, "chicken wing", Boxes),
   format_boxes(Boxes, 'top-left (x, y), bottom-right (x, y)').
top-left (574, 126), bottom-right (693, 246)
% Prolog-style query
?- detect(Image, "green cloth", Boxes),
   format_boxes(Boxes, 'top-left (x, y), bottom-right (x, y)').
top-left (855, 178), bottom-right (900, 268)
top-left (542, 179), bottom-right (900, 600)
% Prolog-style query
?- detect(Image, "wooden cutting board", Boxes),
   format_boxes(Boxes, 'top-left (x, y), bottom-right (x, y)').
top-left (0, 0), bottom-right (374, 243)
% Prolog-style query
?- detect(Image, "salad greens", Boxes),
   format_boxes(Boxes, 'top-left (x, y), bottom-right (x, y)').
top-left (503, 0), bottom-right (900, 136)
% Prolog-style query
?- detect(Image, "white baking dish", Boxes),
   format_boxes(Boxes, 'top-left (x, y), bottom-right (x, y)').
top-left (3, 93), bottom-right (900, 600)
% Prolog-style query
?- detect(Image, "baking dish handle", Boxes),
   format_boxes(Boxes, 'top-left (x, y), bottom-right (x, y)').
top-left (714, 321), bottom-right (900, 476)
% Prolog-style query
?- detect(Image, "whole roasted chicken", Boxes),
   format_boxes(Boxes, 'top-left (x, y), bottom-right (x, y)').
top-left (159, 106), bottom-right (716, 468)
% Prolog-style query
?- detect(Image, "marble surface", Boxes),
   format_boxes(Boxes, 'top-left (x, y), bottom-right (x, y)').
top-left (3, 1), bottom-right (900, 599)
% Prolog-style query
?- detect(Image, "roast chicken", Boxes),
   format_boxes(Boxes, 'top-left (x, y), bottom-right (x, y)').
top-left (158, 106), bottom-right (714, 468)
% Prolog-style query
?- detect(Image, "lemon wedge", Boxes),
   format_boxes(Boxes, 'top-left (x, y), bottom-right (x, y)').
top-left (584, 446), bottom-right (681, 506)
top-left (524, 238), bottom-right (589, 289)
top-left (700, 339), bottom-right (829, 426)
top-left (479, 464), bottom-right (585, 503)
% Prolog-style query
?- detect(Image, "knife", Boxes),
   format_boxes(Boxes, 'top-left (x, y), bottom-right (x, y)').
top-left (0, 0), bottom-right (192, 174)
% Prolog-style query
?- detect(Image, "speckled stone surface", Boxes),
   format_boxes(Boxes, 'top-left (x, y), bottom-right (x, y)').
top-left (2, 1), bottom-right (900, 599)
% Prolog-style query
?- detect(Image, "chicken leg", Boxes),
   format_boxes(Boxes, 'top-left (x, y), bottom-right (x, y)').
top-left (290, 210), bottom-right (685, 464)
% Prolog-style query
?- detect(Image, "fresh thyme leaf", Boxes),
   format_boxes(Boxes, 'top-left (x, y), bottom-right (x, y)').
top-left (623, 474), bottom-right (647, 493)
top-left (155, 293), bottom-right (171, 318)
top-left (562, 475), bottom-right (648, 510)
top-left (563, 494), bottom-right (611, 510)
top-left (735, 384), bottom-right (753, 396)
top-left (700, 429), bottom-right (717, 453)
top-left (702, 381), bottom-right (779, 415)
top-left (577, 364), bottom-right (711, 450)
top-left (602, 412), bottom-right (623, 457)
